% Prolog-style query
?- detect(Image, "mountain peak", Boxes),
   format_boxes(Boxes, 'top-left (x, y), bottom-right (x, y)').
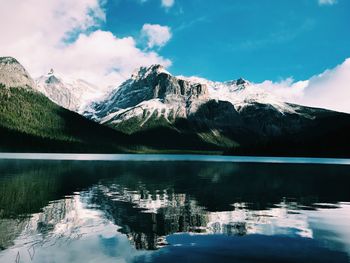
top-left (148, 64), bottom-right (165, 71)
top-left (236, 77), bottom-right (248, 86)
top-left (48, 68), bottom-right (55, 75)
top-left (132, 64), bottom-right (170, 80)
top-left (223, 77), bottom-right (250, 90)
top-left (45, 74), bottom-right (60, 84)
top-left (0, 56), bottom-right (35, 89)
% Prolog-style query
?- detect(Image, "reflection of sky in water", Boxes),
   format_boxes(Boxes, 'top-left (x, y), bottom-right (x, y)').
top-left (1, 158), bottom-right (350, 262)
top-left (0, 195), bottom-right (151, 263)
top-left (1, 190), bottom-right (350, 262)
top-left (308, 206), bottom-right (350, 255)
top-left (1, 153), bottom-right (350, 165)
top-left (95, 184), bottom-right (318, 239)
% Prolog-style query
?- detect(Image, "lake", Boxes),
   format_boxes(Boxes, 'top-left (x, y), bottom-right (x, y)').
top-left (0, 154), bottom-right (350, 263)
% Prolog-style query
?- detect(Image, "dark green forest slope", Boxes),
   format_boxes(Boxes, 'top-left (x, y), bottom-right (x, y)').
top-left (1, 82), bottom-right (350, 156)
top-left (0, 84), bottom-right (130, 152)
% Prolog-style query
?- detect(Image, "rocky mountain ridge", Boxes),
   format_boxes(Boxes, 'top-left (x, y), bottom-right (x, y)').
top-left (84, 64), bottom-right (350, 155)
top-left (0, 57), bottom-right (35, 89)
top-left (0, 56), bottom-right (130, 153)
top-left (1, 56), bottom-right (350, 156)
top-left (36, 70), bottom-right (102, 112)
top-left (86, 65), bottom-right (209, 127)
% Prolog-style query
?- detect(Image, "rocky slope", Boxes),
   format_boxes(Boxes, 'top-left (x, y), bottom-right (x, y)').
top-left (86, 65), bottom-right (209, 132)
top-left (35, 70), bottom-right (103, 112)
top-left (87, 66), bottom-right (300, 129)
top-left (1, 56), bottom-right (350, 156)
top-left (0, 57), bottom-right (129, 152)
top-left (0, 57), bottom-right (35, 89)
top-left (85, 64), bottom-right (350, 156)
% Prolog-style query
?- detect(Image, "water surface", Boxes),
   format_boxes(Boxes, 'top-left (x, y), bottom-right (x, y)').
top-left (0, 155), bottom-right (350, 262)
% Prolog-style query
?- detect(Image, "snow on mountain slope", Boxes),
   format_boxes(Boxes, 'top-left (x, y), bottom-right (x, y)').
top-left (86, 64), bottom-right (301, 131)
top-left (86, 65), bottom-right (209, 131)
top-left (177, 75), bottom-right (298, 114)
top-left (35, 70), bottom-right (105, 113)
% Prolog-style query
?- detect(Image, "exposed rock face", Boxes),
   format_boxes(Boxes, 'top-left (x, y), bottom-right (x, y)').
top-left (86, 65), bottom-right (209, 132)
top-left (0, 57), bottom-right (35, 89)
top-left (84, 64), bottom-right (305, 143)
top-left (1, 56), bottom-right (349, 155)
top-left (84, 64), bottom-right (350, 154)
top-left (86, 64), bottom-right (301, 135)
top-left (112, 65), bottom-right (209, 109)
top-left (0, 57), bottom-right (131, 153)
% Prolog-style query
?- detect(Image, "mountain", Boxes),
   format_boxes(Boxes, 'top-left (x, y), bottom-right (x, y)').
top-left (85, 64), bottom-right (350, 157)
top-left (35, 70), bottom-right (103, 113)
top-left (1, 57), bottom-right (349, 156)
top-left (0, 57), bottom-right (129, 153)
top-left (86, 65), bottom-right (209, 132)
top-left (0, 57), bottom-right (35, 89)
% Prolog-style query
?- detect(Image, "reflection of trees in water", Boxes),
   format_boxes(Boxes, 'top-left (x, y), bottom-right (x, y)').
top-left (1, 160), bottom-right (350, 252)
top-left (89, 186), bottom-right (210, 250)
top-left (87, 184), bottom-right (313, 250)
top-left (93, 161), bottom-right (350, 212)
top-left (0, 219), bottom-right (29, 250)
top-left (0, 160), bottom-right (99, 251)
top-left (0, 166), bottom-right (63, 251)
top-left (0, 197), bottom-right (75, 252)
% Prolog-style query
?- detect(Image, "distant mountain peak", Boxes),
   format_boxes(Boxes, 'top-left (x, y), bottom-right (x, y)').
top-left (132, 64), bottom-right (170, 80)
top-left (148, 64), bottom-right (165, 71)
top-left (143, 64), bottom-right (167, 73)
top-left (35, 72), bottom-right (102, 113)
top-left (236, 77), bottom-right (248, 86)
top-left (45, 74), bottom-right (61, 85)
top-left (48, 68), bottom-right (55, 75)
top-left (224, 77), bottom-right (250, 89)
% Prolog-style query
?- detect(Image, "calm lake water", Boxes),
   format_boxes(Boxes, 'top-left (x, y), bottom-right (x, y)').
top-left (0, 154), bottom-right (350, 263)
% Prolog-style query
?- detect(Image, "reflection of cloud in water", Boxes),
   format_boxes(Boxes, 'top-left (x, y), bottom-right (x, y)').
top-left (1, 185), bottom-right (350, 262)
top-left (308, 203), bottom-right (350, 255)
top-left (207, 203), bottom-right (312, 238)
top-left (99, 184), bottom-right (189, 214)
top-left (0, 195), bottom-right (149, 262)
top-left (93, 184), bottom-right (314, 248)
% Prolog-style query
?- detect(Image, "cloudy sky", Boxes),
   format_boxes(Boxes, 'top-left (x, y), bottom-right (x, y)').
top-left (0, 0), bottom-right (349, 112)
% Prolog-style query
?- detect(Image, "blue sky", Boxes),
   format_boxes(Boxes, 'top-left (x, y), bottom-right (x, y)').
top-left (103, 0), bottom-right (350, 82)
top-left (1, 0), bottom-right (349, 112)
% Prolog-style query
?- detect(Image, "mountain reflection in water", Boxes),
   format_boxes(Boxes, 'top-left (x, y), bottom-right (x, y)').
top-left (0, 158), bottom-right (350, 262)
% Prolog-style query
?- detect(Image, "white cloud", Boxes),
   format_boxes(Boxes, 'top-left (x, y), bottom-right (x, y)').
top-left (0, 0), bottom-right (171, 89)
top-left (255, 78), bottom-right (308, 102)
top-left (138, 0), bottom-right (175, 9)
top-left (48, 30), bottom-right (171, 87)
top-left (161, 0), bottom-right (175, 8)
top-left (141, 24), bottom-right (172, 49)
top-left (255, 58), bottom-right (350, 113)
top-left (318, 0), bottom-right (337, 5)
top-left (297, 58), bottom-right (350, 113)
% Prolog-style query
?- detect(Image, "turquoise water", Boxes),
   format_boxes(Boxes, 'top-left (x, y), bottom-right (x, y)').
top-left (0, 154), bottom-right (350, 262)
top-left (1, 153), bottom-right (350, 164)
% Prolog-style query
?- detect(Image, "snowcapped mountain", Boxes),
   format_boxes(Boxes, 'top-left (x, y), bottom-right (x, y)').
top-left (1, 56), bottom-right (350, 155)
top-left (35, 70), bottom-right (104, 113)
top-left (85, 64), bottom-right (304, 135)
top-left (86, 65), bottom-right (209, 130)
top-left (0, 57), bottom-right (35, 89)
top-left (87, 65), bottom-right (300, 127)
top-left (84, 64), bottom-right (350, 155)
top-left (178, 75), bottom-right (299, 114)
top-left (0, 57), bottom-right (130, 153)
